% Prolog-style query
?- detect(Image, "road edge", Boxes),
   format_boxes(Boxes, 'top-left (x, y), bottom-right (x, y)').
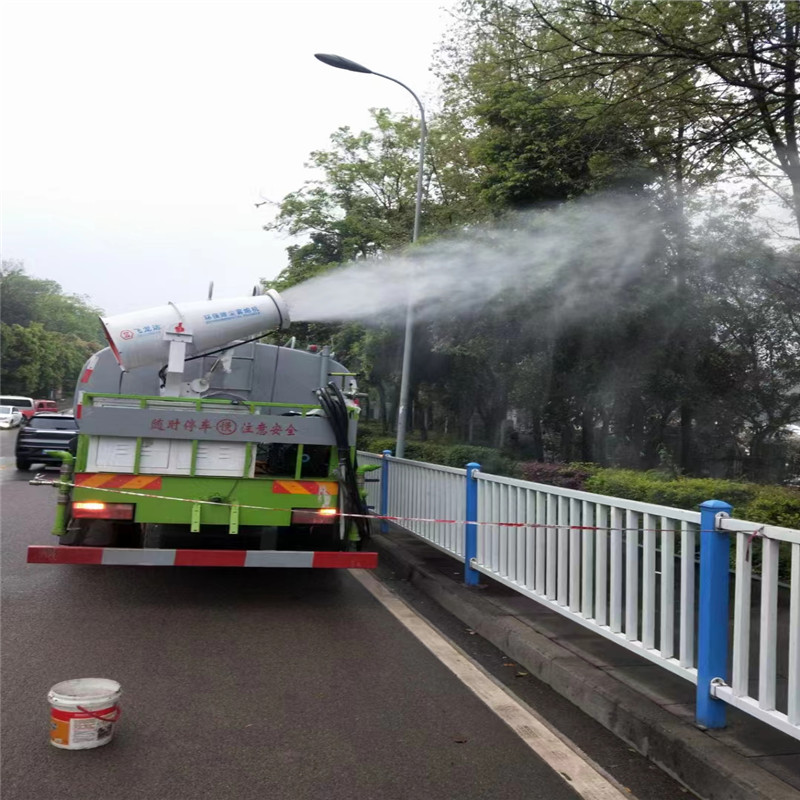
top-left (372, 530), bottom-right (800, 800)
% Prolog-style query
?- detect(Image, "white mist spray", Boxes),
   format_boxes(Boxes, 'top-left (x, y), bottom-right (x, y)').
top-left (281, 194), bottom-right (661, 325)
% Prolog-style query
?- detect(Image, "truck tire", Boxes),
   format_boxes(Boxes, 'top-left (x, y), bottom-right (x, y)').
top-left (59, 520), bottom-right (122, 546)
top-left (59, 521), bottom-right (88, 546)
top-left (142, 523), bottom-right (164, 549)
top-left (15, 459), bottom-right (30, 471)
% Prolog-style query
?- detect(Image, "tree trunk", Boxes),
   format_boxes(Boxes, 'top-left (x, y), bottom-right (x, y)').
top-left (580, 406), bottom-right (594, 462)
top-left (378, 383), bottom-right (389, 434)
top-left (498, 417), bottom-right (507, 449)
top-left (597, 410), bottom-right (609, 466)
top-left (680, 403), bottom-right (694, 473)
top-left (628, 400), bottom-right (645, 469)
top-left (561, 422), bottom-right (574, 462)
top-left (531, 416), bottom-right (545, 461)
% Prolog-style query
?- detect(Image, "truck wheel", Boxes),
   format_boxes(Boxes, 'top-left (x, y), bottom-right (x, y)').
top-left (59, 521), bottom-right (88, 546)
top-left (318, 525), bottom-right (346, 552)
top-left (142, 523), bottom-right (164, 549)
top-left (15, 459), bottom-right (30, 471)
top-left (59, 520), bottom-right (119, 546)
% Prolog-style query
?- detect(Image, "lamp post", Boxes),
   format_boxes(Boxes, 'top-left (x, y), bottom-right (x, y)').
top-left (315, 53), bottom-right (426, 459)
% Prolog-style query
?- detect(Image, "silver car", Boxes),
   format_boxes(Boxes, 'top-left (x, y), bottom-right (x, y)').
top-left (0, 406), bottom-right (23, 429)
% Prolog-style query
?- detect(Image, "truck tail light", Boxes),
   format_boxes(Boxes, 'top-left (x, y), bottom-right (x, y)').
top-left (291, 508), bottom-right (337, 525)
top-left (72, 502), bottom-right (134, 520)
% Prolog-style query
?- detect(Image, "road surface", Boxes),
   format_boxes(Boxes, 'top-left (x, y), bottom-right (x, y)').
top-left (0, 429), bottom-right (690, 799)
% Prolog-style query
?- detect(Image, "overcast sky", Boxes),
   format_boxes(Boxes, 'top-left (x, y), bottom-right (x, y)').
top-left (1, 0), bottom-right (455, 316)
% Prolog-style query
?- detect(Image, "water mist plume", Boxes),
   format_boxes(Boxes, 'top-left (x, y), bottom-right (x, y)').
top-left (281, 194), bottom-right (661, 326)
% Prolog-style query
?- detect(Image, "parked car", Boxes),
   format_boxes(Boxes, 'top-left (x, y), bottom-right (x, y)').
top-left (24, 399), bottom-right (59, 419)
top-left (15, 413), bottom-right (79, 470)
top-left (0, 406), bottom-right (23, 429)
top-left (0, 395), bottom-right (34, 417)
top-left (0, 396), bottom-right (59, 420)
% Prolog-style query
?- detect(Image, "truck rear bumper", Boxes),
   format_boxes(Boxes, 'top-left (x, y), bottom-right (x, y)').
top-left (27, 545), bottom-right (377, 569)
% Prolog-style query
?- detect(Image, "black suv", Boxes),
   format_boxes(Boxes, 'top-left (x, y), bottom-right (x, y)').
top-left (15, 413), bottom-right (78, 470)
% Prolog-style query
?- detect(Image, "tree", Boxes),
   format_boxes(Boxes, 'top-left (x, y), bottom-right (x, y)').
top-left (434, 0), bottom-right (800, 470)
top-left (693, 202), bottom-right (800, 480)
top-left (264, 109), bottom-right (436, 266)
top-left (0, 262), bottom-right (104, 397)
top-left (261, 16), bottom-right (798, 482)
top-left (263, 109), bottom-right (494, 436)
top-left (485, 0), bottom-right (800, 237)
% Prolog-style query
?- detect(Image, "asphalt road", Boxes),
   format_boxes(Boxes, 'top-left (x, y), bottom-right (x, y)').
top-left (0, 428), bottom-right (691, 799)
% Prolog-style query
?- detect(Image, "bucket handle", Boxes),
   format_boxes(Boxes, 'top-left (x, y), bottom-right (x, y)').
top-left (77, 705), bottom-right (121, 723)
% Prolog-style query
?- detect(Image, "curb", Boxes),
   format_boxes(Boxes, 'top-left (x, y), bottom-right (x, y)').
top-left (373, 530), bottom-right (800, 800)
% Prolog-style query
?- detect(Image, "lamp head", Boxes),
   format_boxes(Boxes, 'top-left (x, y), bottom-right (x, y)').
top-left (314, 53), bottom-right (372, 74)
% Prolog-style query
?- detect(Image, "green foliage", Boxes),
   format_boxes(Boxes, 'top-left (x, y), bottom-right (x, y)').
top-left (1, 262), bottom-right (103, 339)
top-left (357, 430), bottom-right (519, 477)
top-left (519, 461), bottom-right (597, 489)
top-left (0, 262), bottom-right (104, 397)
top-left (740, 487), bottom-right (800, 531)
top-left (264, 109), bottom-right (435, 269)
top-left (452, 0), bottom-right (800, 234)
top-left (261, 6), bottom-right (800, 488)
top-left (439, 444), bottom-right (519, 476)
top-left (578, 468), bottom-right (800, 530)
top-left (585, 469), bottom-right (757, 510)
top-left (470, 80), bottom-right (651, 207)
top-left (361, 437), bottom-right (800, 530)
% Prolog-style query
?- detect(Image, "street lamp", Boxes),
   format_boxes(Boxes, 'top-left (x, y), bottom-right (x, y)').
top-left (315, 53), bottom-right (426, 459)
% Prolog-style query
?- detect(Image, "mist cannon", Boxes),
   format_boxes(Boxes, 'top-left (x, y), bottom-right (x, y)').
top-left (100, 289), bottom-right (290, 372)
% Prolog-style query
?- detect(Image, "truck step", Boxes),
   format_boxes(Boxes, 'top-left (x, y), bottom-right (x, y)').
top-left (27, 545), bottom-right (377, 569)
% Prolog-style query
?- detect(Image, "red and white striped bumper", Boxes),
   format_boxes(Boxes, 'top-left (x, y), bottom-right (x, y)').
top-left (27, 546), bottom-right (377, 569)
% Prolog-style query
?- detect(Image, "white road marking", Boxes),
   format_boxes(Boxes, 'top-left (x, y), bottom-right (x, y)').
top-left (350, 569), bottom-right (632, 800)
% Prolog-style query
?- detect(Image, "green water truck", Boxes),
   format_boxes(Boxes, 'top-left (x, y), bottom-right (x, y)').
top-left (29, 290), bottom-right (375, 569)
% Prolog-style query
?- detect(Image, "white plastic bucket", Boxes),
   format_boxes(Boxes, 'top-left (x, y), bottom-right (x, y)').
top-left (48, 678), bottom-right (122, 750)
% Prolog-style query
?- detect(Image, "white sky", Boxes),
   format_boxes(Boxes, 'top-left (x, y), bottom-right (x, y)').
top-left (1, 0), bottom-right (455, 316)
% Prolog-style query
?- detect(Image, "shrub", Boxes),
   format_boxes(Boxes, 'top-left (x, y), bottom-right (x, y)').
top-left (402, 441), bottom-right (450, 464)
top-left (439, 445), bottom-right (520, 476)
top-left (584, 470), bottom-right (758, 510)
top-left (518, 462), bottom-right (595, 490)
top-left (358, 438), bottom-right (800, 530)
top-left (739, 486), bottom-right (800, 529)
top-left (357, 436), bottom-right (519, 477)
top-left (358, 435), bottom-right (397, 455)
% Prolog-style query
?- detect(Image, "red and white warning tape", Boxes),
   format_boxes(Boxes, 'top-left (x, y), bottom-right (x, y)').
top-left (32, 478), bottom-right (763, 537)
top-left (36, 477), bottom-right (636, 531)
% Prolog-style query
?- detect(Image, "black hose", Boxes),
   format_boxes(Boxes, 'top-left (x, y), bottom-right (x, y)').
top-left (316, 383), bottom-right (369, 546)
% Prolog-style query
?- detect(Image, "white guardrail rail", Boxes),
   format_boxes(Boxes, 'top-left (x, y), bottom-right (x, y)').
top-left (712, 516), bottom-right (799, 739)
top-left (359, 451), bottom-right (467, 559)
top-left (358, 450), bottom-right (799, 741)
top-left (473, 470), bottom-right (701, 682)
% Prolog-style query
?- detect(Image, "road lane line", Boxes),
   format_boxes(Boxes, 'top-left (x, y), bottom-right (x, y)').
top-left (350, 569), bottom-right (632, 800)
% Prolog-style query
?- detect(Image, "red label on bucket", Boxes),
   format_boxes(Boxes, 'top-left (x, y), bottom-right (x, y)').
top-left (51, 705), bottom-right (117, 721)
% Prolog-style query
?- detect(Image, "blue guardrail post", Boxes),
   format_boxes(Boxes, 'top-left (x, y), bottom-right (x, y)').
top-left (696, 498), bottom-right (733, 729)
top-left (380, 450), bottom-right (392, 534)
top-left (465, 462), bottom-right (481, 586)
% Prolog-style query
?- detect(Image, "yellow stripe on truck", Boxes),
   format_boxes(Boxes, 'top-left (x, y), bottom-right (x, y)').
top-left (272, 480), bottom-right (339, 495)
top-left (74, 473), bottom-right (162, 490)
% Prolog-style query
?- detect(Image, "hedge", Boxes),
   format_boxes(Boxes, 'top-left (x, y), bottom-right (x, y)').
top-left (357, 434), bottom-right (519, 477)
top-left (358, 434), bottom-right (800, 531)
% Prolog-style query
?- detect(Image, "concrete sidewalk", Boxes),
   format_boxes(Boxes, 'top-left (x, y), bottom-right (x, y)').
top-left (372, 525), bottom-right (800, 800)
